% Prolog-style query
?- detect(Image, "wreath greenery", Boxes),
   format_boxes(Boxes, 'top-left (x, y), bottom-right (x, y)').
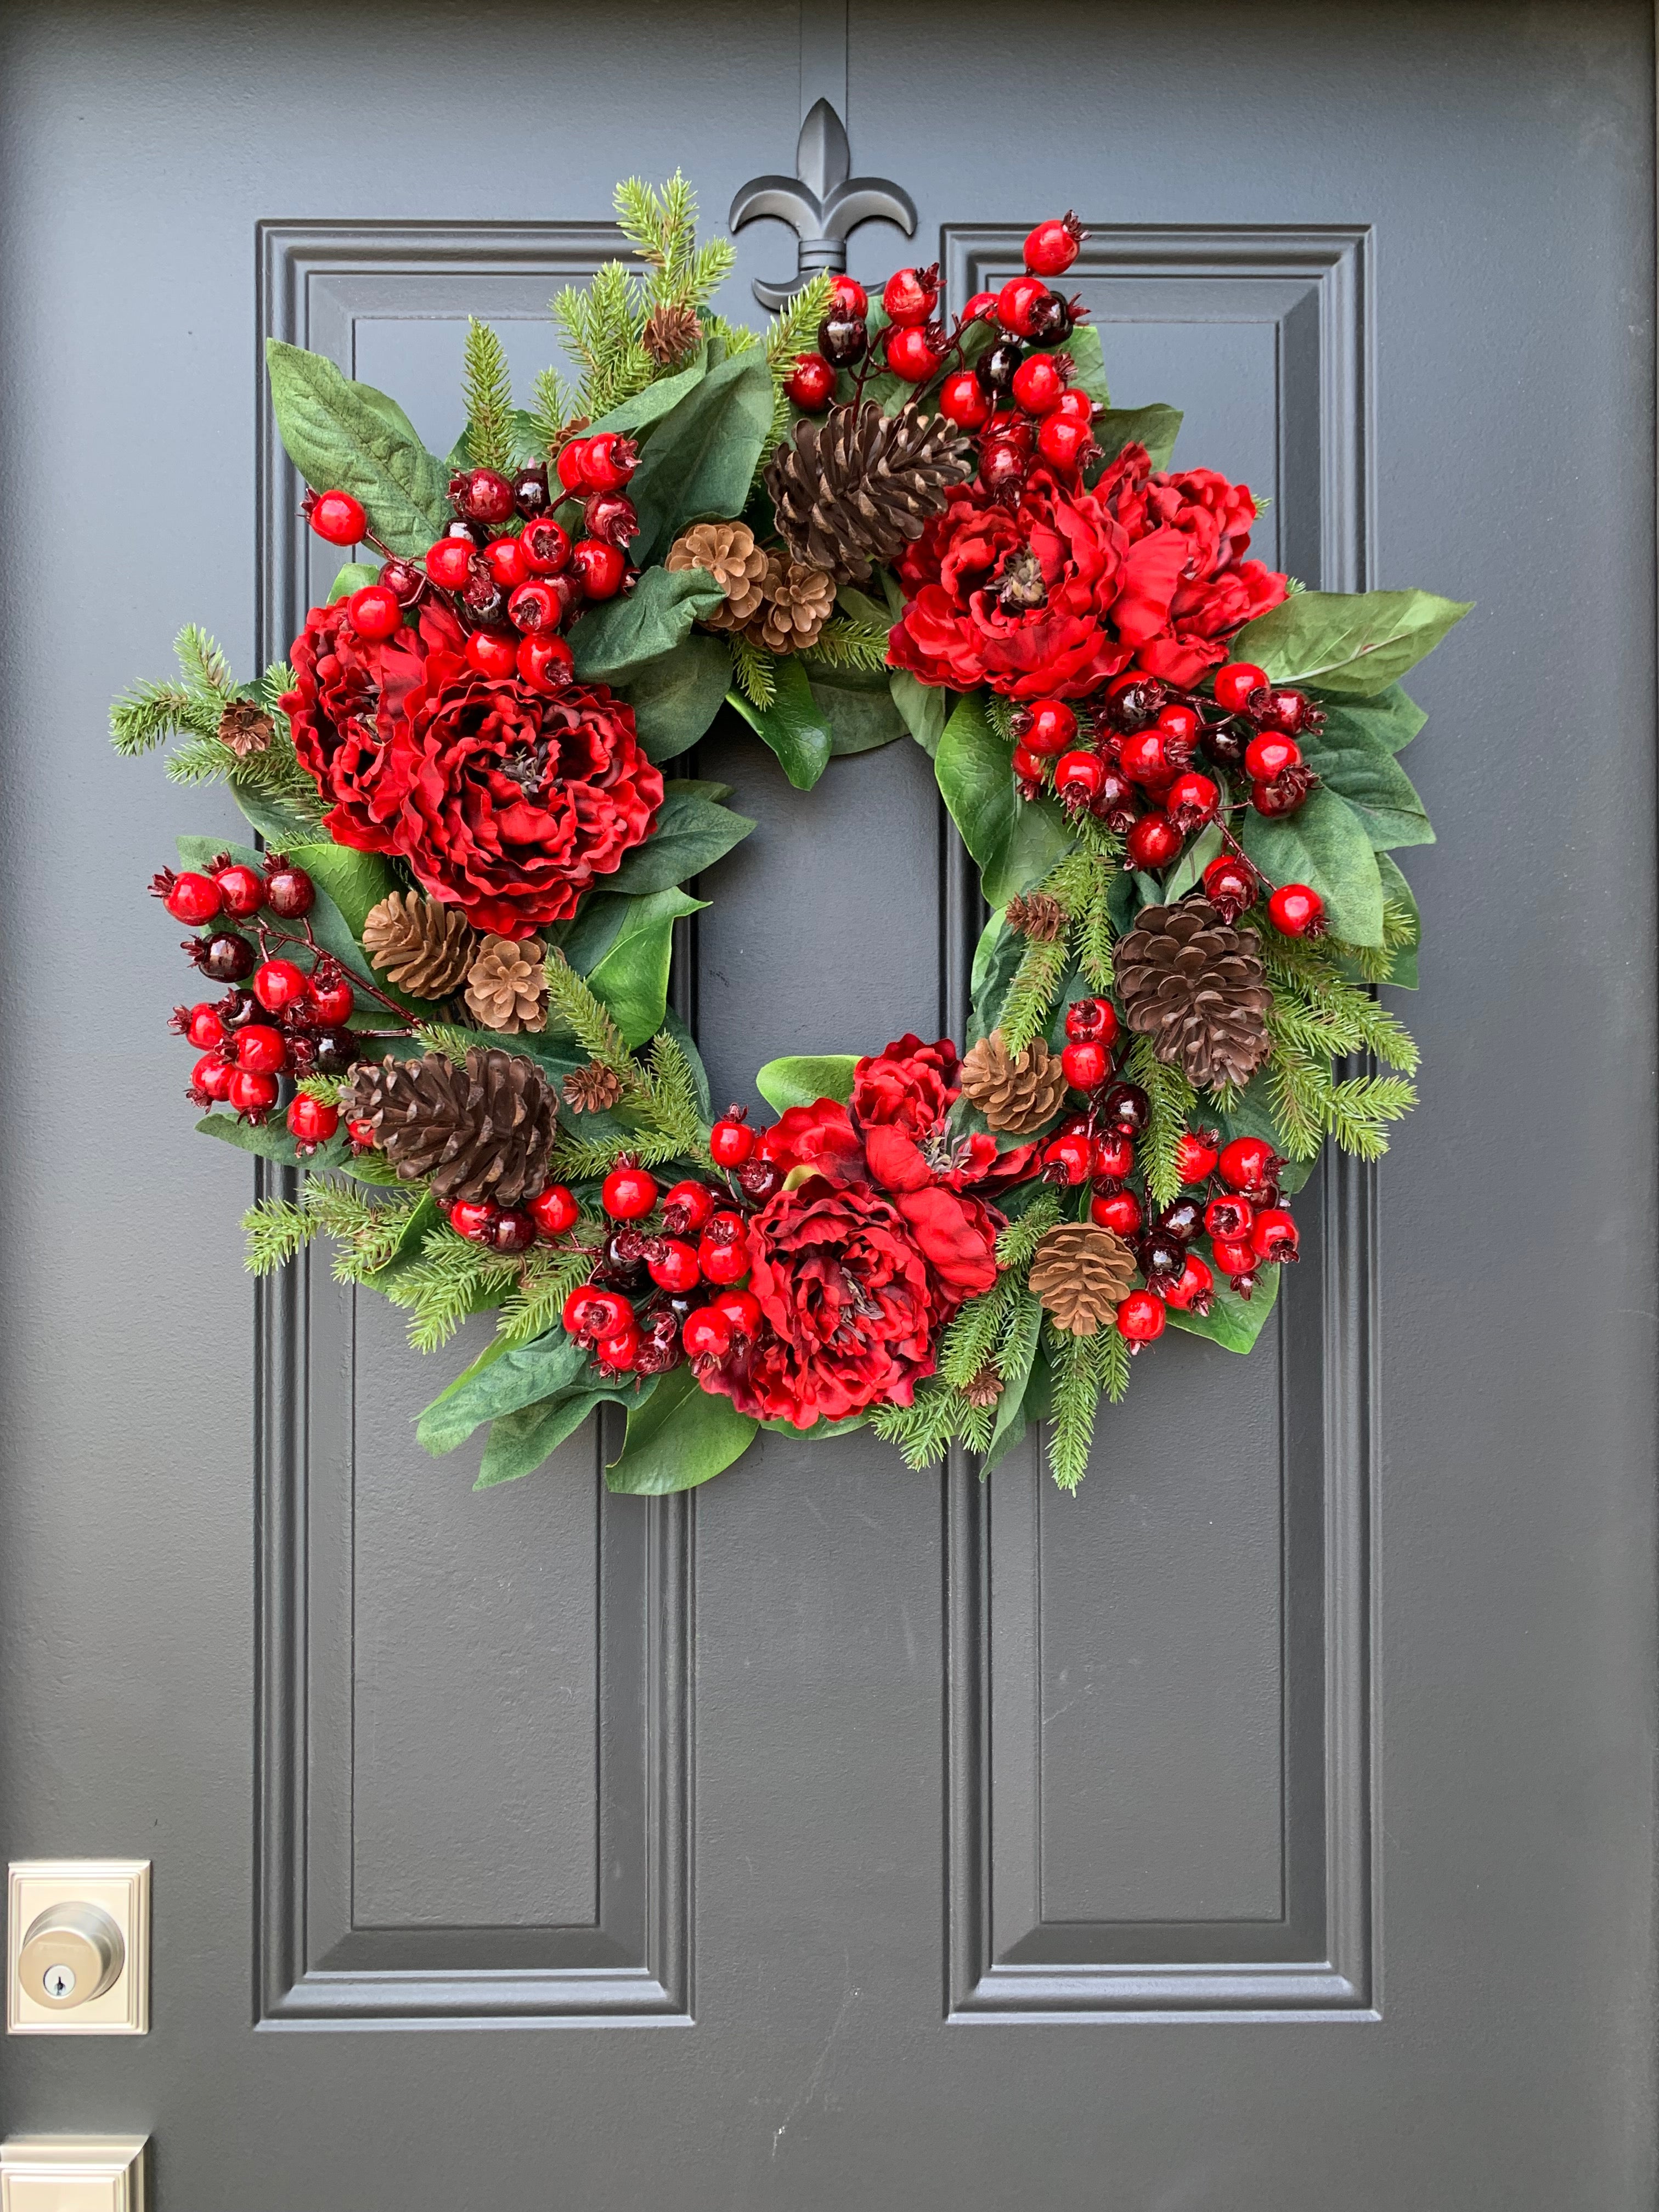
top-left (114, 177), bottom-right (1466, 1496)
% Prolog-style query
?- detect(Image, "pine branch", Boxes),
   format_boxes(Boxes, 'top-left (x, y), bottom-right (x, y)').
top-left (462, 317), bottom-right (517, 474)
top-left (985, 695), bottom-right (1015, 745)
top-left (995, 1192), bottom-right (1061, 1271)
top-left (257, 661), bottom-right (296, 713)
top-left (176, 624), bottom-right (235, 698)
top-left (870, 1379), bottom-right (970, 1469)
top-left (413, 1022), bottom-right (479, 1065)
top-left (1046, 1326), bottom-right (1101, 1493)
top-left (1125, 1036), bottom-right (1195, 1209)
top-left (493, 1229), bottom-right (604, 1347)
top-left (760, 269), bottom-right (834, 458)
top-left (542, 951), bottom-right (633, 1073)
top-left (1076, 863), bottom-right (1115, 992)
top-left (529, 366), bottom-right (575, 458)
top-left (241, 1196), bottom-right (323, 1274)
top-left (939, 1277), bottom-right (1018, 1388)
top-left (110, 679), bottom-right (208, 754)
top-left (549, 1125), bottom-right (692, 1180)
top-left (802, 614), bottom-right (891, 673)
top-left (729, 634), bottom-right (777, 709)
top-left (1265, 1040), bottom-right (1328, 1162)
top-left (381, 1223), bottom-right (519, 1352)
top-left (1325, 1073), bottom-right (1418, 1159)
top-left (1097, 1324), bottom-right (1131, 1404)
top-left (553, 263), bottom-right (653, 420)
top-left (641, 1030), bottom-right (705, 1147)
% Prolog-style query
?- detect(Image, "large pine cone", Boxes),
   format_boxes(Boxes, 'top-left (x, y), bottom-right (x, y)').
top-left (959, 1030), bottom-right (1068, 1135)
top-left (361, 892), bottom-right (475, 999)
top-left (765, 400), bottom-right (973, 584)
top-left (341, 1049), bottom-right (558, 1207)
top-left (665, 520), bottom-right (769, 630)
top-left (1115, 899), bottom-right (1274, 1090)
top-left (1028, 1222), bottom-right (1137, 1337)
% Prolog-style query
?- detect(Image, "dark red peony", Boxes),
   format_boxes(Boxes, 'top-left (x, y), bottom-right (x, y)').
top-left (850, 1032), bottom-right (960, 1134)
top-left (387, 661), bottom-right (662, 938)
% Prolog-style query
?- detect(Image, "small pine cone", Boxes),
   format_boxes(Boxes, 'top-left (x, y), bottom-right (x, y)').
top-left (1006, 891), bottom-right (1066, 942)
top-left (563, 1060), bottom-right (624, 1114)
top-left (764, 399), bottom-right (973, 584)
top-left (962, 1364), bottom-right (1005, 1410)
top-left (666, 520), bottom-right (769, 631)
top-left (362, 892), bottom-right (475, 999)
top-left (958, 1030), bottom-right (1068, 1135)
top-left (1115, 898), bottom-right (1274, 1090)
top-left (218, 698), bottom-right (274, 758)
top-left (1028, 1222), bottom-right (1138, 1338)
top-left (340, 1048), bottom-right (557, 1207)
top-left (747, 556), bottom-right (837, 653)
top-left (642, 301), bottom-right (702, 367)
top-left (464, 935), bottom-right (547, 1034)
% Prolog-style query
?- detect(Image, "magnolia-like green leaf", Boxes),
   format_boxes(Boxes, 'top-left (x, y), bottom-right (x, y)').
top-left (195, 1110), bottom-right (349, 1172)
top-left (570, 565), bottom-right (724, 684)
top-left (589, 346), bottom-right (709, 437)
top-left (1166, 1263), bottom-right (1282, 1353)
top-left (1298, 721), bottom-right (1434, 850)
top-left (627, 348), bottom-right (776, 563)
top-left (285, 842), bottom-right (399, 938)
top-left (726, 656), bottom-right (833, 789)
top-left (1374, 850), bottom-right (1420, 989)
top-left (605, 1364), bottom-right (758, 1493)
top-left (617, 634), bottom-right (732, 763)
top-left (935, 693), bottom-right (1075, 909)
top-left (889, 668), bottom-right (949, 756)
top-left (1056, 323), bottom-right (1110, 408)
top-left (265, 340), bottom-right (452, 559)
top-left (230, 785), bottom-right (325, 850)
top-left (1317, 684), bottom-right (1427, 755)
top-left (326, 562), bottom-right (379, 605)
top-left (1232, 589), bottom-right (1472, 697)
top-left (418, 1329), bottom-right (591, 1457)
top-left (476, 1379), bottom-right (654, 1490)
top-left (586, 887), bottom-right (708, 1048)
top-left (755, 1054), bottom-right (859, 1113)
top-left (1238, 786), bottom-right (1385, 945)
top-left (808, 669), bottom-right (905, 756)
top-left (602, 781), bottom-right (755, 895)
top-left (1092, 404), bottom-right (1183, 472)
top-left (967, 909), bottom-right (1024, 1047)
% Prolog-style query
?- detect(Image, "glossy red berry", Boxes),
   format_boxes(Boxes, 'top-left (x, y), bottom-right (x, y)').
top-left (602, 1160), bottom-right (658, 1220)
top-left (596, 1322), bottom-right (642, 1373)
top-left (1244, 732), bottom-right (1301, 783)
top-left (1049, 388), bottom-right (1096, 431)
top-left (451, 467), bottom-right (517, 524)
top-left (882, 264), bottom-right (939, 326)
top-left (1257, 687), bottom-right (1322, 737)
top-left (1090, 1188), bottom-right (1143, 1237)
top-left (828, 274), bottom-right (867, 318)
top-left (1065, 995), bottom-right (1120, 1046)
top-left (1011, 741), bottom-right (1048, 784)
top-left (518, 633), bottom-right (574, 693)
top-left (179, 1002), bottom-right (225, 1049)
top-left (1011, 352), bottom-right (1068, 414)
top-left (1061, 1039), bottom-right (1109, 1092)
top-left (961, 289), bottom-right (998, 322)
top-left (571, 539), bottom-right (626, 599)
top-left (711, 1288), bottom-right (761, 1339)
top-left (190, 931), bottom-right (255, 983)
top-left (1213, 662), bottom-right (1268, 715)
top-left (978, 438), bottom-right (1029, 499)
top-left (1209, 1234), bottom-right (1255, 1277)
top-left (1166, 772), bottom-right (1220, 834)
top-left (1218, 1135), bottom-right (1279, 1192)
top-left (477, 536), bottom-right (525, 591)
top-left (464, 629), bottom-right (519, 679)
top-left (1205, 1194), bottom-right (1254, 1241)
top-left (1040, 1130), bottom-right (1091, 1186)
top-left (306, 489), bottom-right (366, 546)
top-left (996, 274), bottom-right (1052, 338)
top-left (306, 974), bottom-right (354, 1028)
top-left (562, 1284), bottom-right (633, 1341)
top-left (709, 1115), bottom-right (755, 1167)
top-left (347, 584), bottom-right (403, 641)
top-left (347, 1117), bottom-right (377, 1147)
top-left (1251, 1208), bottom-right (1300, 1264)
top-left (287, 1094), bottom-right (339, 1150)
top-left (1165, 1250), bottom-right (1215, 1313)
top-left (1091, 1131), bottom-right (1135, 1182)
top-left (817, 312), bottom-right (868, 369)
top-left (698, 1217), bottom-right (750, 1285)
top-left (938, 369), bottom-right (993, 429)
top-left (228, 1066), bottom-right (279, 1119)
top-left (425, 537), bottom-right (475, 589)
top-left (1201, 855), bottom-right (1259, 923)
top-left (1119, 729), bottom-right (1168, 784)
top-left (1175, 1130), bottom-right (1220, 1184)
top-left (529, 1184), bottom-right (580, 1239)
top-left (786, 352), bottom-right (837, 410)
top-left (208, 862), bottom-right (264, 919)
top-left (519, 516), bottom-right (572, 575)
top-left (507, 579), bottom-right (561, 633)
top-left (156, 870), bottom-right (223, 925)
top-left (584, 491), bottom-right (637, 549)
top-left (1116, 1288), bottom-right (1167, 1343)
top-left (1156, 701), bottom-right (1201, 751)
top-left (647, 1238), bottom-right (702, 1294)
top-left (885, 325), bottom-right (944, 382)
top-left (235, 1023), bottom-right (287, 1075)
top-left (1024, 213), bottom-right (1084, 278)
top-left (1251, 770), bottom-right (1313, 819)
top-left (682, 1307), bottom-right (733, 1361)
top-left (1101, 1080), bottom-right (1150, 1137)
top-left (1017, 699), bottom-right (1077, 757)
top-left (1036, 414), bottom-right (1093, 471)
top-left (191, 1051), bottom-right (235, 1103)
top-left (555, 438), bottom-right (592, 493)
top-left (1126, 811), bottom-right (1182, 871)
top-left (1267, 883), bottom-right (1325, 938)
top-left (248, 958), bottom-right (304, 1015)
top-left (263, 860), bottom-right (314, 918)
top-left (577, 433), bottom-right (639, 492)
top-left (1054, 749), bottom-right (1106, 804)
top-left (662, 1180), bottom-right (717, 1234)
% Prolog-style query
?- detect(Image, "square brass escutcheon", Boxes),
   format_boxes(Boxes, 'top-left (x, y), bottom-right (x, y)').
top-left (6, 1864), bottom-right (149, 2036)
top-left (0, 2137), bottom-right (147, 2212)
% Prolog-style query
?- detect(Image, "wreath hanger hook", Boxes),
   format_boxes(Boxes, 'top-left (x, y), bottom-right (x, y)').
top-left (729, 98), bottom-right (917, 311)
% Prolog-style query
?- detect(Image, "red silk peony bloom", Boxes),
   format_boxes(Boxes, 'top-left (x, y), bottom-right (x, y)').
top-left (850, 1032), bottom-right (961, 1134)
top-left (387, 661), bottom-right (662, 938)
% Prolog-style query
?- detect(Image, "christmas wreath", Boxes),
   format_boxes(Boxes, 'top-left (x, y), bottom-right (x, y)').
top-left (115, 179), bottom-right (1466, 1494)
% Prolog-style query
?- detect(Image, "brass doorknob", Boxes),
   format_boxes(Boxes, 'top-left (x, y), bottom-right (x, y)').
top-left (16, 1902), bottom-right (125, 2009)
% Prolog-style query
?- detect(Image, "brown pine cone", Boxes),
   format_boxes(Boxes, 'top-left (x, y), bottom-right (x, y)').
top-left (747, 556), bottom-right (837, 653)
top-left (642, 301), bottom-right (702, 367)
top-left (218, 698), bottom-right (274, 758)
top-left (1028, 1222), bottom-right (1137, 1338)
top-left (1115, 898), bottom-right (1273, 1090)
top-left (362, 892), bottom-right (475, 999)
top-left (764, 400), bottom-right (973, 584)
top-left (1006, 891), bottom-right (1067, 942)
top-left (563, 1060), bottom-right (624, 1114)
top-left (666, 520), bottom-right (769, 631)
top-left (959, 1030), bottom-right (1068, 1135)
top-left (962, 1364), bottom-right (1005, 1410)
top-left (340, 1048), bottom-right (557, 1208)
top-left (464, 935), bottom-right (547, 1034)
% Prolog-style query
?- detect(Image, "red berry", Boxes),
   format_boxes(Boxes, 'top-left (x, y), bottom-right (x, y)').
top-left (235, 1023), bottom-right (287, 1075)
top-left (156, 870), bottom-right (223, 925)
top-left (581, 433), bottom-right (640, 492)
top-left (347, 584), bottom-right (403, 642)
top-left (682, 1307), bottom-right (733, 1361)
top-left (647, 1237), bottom-right (701, 1294)
top-left (1054, 749), bottom-right (1105, 804)
top-left (698, 1216), bottom-right (750, 1284)
top-left (1011, 353), bottom-right (1068, 414)
top-left (1061, 1039), bottom-right (1109, 1092)
top-left (464, 629), bottom-right (519, 679)
top-left (1050, 388), bottom-right (1096, 430)
top-left (520, 516), bottom-right (572, 575)
top-left (518, 633), bottom-right (574, 693)
top-left (451, 468), bottom-right (516, 524)
top-left (488, 1207), bottom-right (538, 1256)
top-left (596, 1322), bottom-right (642, 1373)
top-left (786, 352), bottom-right (837, 410)
top-left (228, 1066), bottom-right (279, 1119)
top-left (1116, 1288), bottom-right (1166, 1343)
top-left (249, 958), bottom-right (304, 1015)
top-left (562, 1284), bottom-right (633, 1341)
top-left (1011, 741), bottom-right (1048, 783)
top-left (555, 438), bottom-right (592, 493)
top-left (1204, 1194), bottom-right (1254, 1241)
top-left (1126, 811), bottom-right (1182, 871)
top-left (1024, 213), bottom-right (1084, 278)
top-left (1267, 883), bottom-right (1325, 937)
top-left (481, 535), bottom-right (529, 590)
top-left (449, 1197), bottom-right (498, 1242)
top-left (828, 274), bottom-right (868, 318)
top-left (1090, 1188), bottom-right (1142, 1236)
top-left (180, 1002), bottom-right (225, 1049)
top-left (1251, 1207), bottom-right (1299, 1263)
top-left (996, 274), bottom-right (1052, 338)
top-left (1091, 1131), bottom-right (1135, 1181)
top-left (882, 265), bottom-right (938, 326)
top-left (708, 1115), bottom-right (755, 1167)
top-left (1219, 1135), bottom-right (1279, 1192)
top-left (962, 290), bottom-right (999, 322)
top-left (306, 974), bottom-right (354, 1027)
top-left (190, 930), bottom-right (255, 983)
top-left (663, 1179), bottom-right (717, 1233)
top-left (1244, 732), bottom-right (1301, 782)
top-left (263, 860), bottom-right (314, 918)
top-left (306, 489), bottom-right (366, 546)
top-left (1213, 662), bottom-right (1268, 714)
top-left (287, 1094), bottom-right (340, 1150)
top-left (938, 369), bottom-right (993, 429)
top-left (571, 539), bottom-right (626, 599)
top-left (1043, 1130), bottom-right (1093, 1185)
top-left (210, 862), bottom-right (264, 918)
top-left (1251, 771), bottom-right (1312, 819)
top-left (347, 1117), bottom-right (377, 1147)
top-left (507, 579), bottom-right (561, 633)
top-left (1036, 414), bottom-right (1093, 471)
top-left (978, 438), bottom-right (1029, 499)
top-left (192, 1052), bottom-right (235, 1102)
top-left (529, 1184), bottom-right (580, 1239)
top-left (1166, 771), bottom-right (1220, 833)
top-left (1209, 1233), bottom-right (1255, 1277)
top-left (425, 537), bottom-right (475, 589)
top-left (885, 325), bottom-right (944, 382)
top-left (1019, 698), bottom-right (1077, 757)
top-left (1164, 1251), bottom-right (1214, 1313)
top-left (1065, 995), bottom-right (1119, 1045)
top-left (1119, 729), bottom-right (1168, 784)
top-left (1156, 702), bottom-right (1201, 750)
top-left (1257, 687), bottom-right (1319, 736)
top-left (1201, 855), bottom-right (1259, 923)
top-left (602, 1160), bottom-right (658, 1220)
top-left (710, 1288), bottom-right (761, 1339)
top-left (1175, 1131), bottom-right (1220, 1183)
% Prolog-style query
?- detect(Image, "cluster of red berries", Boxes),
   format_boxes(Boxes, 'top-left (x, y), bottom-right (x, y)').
top-left (1038, 995), bottom-right (1300, 1336)
top-left (303, 433), bottom-right (638, 689)
top-left (1012, 659), bottom-right (1329, 938)
top-left (785, 214), bottom-right (1088, 483)
top-left (155, 853), bottom-right (356, 1142)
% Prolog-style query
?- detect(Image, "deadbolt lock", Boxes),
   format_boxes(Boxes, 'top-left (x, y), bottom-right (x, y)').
top-left (6, 1864), bottom-right (148, 2035)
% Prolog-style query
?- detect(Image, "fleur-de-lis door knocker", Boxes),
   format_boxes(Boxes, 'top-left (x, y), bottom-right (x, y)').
top-left (730, 99), bottom-right (917, 309)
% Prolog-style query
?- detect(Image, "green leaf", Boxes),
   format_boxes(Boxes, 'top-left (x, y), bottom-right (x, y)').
top-left (1161, 821), bottom-right (1224, 904)
top-left (586, 886), bottom-right (707, 1048)
top-left (605, 1364), bottom-right (758, 1493)
top-left (417, 1329), bottom-right (590, 1457)
top-left (627, 348), bottom-right (776, 564)
top-left (602, 780), bottom-right (755, 895)
top-left (1092, 404), bottom-right (1183, 472)
top-left (1166, 1263), bottom-right (1281, 1354)
top-left (889, 669), bottom-right (949, 757)
top-left (1298, 721), bottom-right (1434, 851)
top-left (570, 564), bottom-right (724, 684)
top-left (1239, 786), bottom-right (1385, 945)
top-left (196, 1111), bottom-right (348, 1172)
top-left (476, 1380), bottom-right (651, 1490)
top-left (1375, 851), bottom-right (1420, 989)
top-left (935, 693), bottom-right (1074, 908)
top-left (230, 785), bottom-right (325, 849)
top-left (264, 340), bottom-right (452, 560)
top-left (967, 909), bottom-right (1024, 1047)
top-left (808, 669), bottom-right (905, 756)
top-left (1056, 323), bottom-right (1110, 407)
top-left (286, 842), bottom-right (398, 938)
top-left (984, 1293), bottom-right (1043, 1470)
top-left (1232, 589), bottom-right (1472, 697)
top-left (725, 654), bottom-right (832, 789)
top-left (588, 345), bottom-right (708, 437)
top-left (326, 562), bottom-right (380, 604)
top-left (755, 1054), bottom-right (858, 1113)
top-left (1317, 684), bottom-right (1427, 755)
top-left (617, 634), bottom-right (732, 763)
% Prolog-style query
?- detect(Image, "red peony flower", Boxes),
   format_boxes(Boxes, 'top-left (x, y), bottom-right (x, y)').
top-left (388, 662), bottom-right (662, 938)
top-left (758, 1099), bottom-right (865, 1184)
top-left (850, 1032), bottom-right (960, 1135)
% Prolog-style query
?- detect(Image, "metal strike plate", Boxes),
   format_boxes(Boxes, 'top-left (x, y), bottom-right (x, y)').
top-left (0, 2138), bottom-right (147, 2212)
top-left (7, 1865), bottom-right (149, 2035)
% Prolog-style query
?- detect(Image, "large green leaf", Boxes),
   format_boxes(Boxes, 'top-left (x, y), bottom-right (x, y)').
top-left (231, 785), bottom-right (326, 850)
top-left (195, 1110), bottom-right (348, 1173)
top-left (1298, 720), bottom-right (1434, 851)
top-left (627, 348), bottom-right (776, 563)
top-left (285, 842), bottom-right (398, 938)
top-left (967, 909), bottom-right (1023, 1046)
top-left (476, 1378), bottom-right (654, 1490)
top-left (602, 780), bottom-right (755, 895)
top-left (808, 669), bottom-right (905, 756)
top-left (1092, 403), bottom-right (1183, 472)
top-left (725, 656), bottom-right (833, 789)
top-left (265, 340), bottom-right (452, 560)
top-left (1166, 1263), bottom-right (1281, 1354)
top-left (889, 669), bottom-right (949, 757)
top-left (326, 562), bottom-right (379, 605)
top-left (983, 1292), bottom-right (1043, 1470)
top-left (935, 693), bottom-right (1074, 908)
top-left (1373, 851), bottom-right (1420, 989)
top-left (1056, 323), bottom-right (1110, 408)
top-left (1233, 589), bottom-right (1471, 697)
top-left (617, 634), bottom-right (732, 763)
top-left (1317, 684), bottom-right (1427, 755)
top-left (417, 1329), bottom-right (590, 1457)
top-left (1238, 787), bottom-right (1385, 946)
top-left (755, 1054), bottom-right (859, 1113)
top-left (588, 346), bottom-right (708, 437)
top-left (605, 1364), bottom-right (758, 1493)
top-left (570, 565), bottom-right (724, 684)
top-left (586, 887), bottom-right (707, 1048)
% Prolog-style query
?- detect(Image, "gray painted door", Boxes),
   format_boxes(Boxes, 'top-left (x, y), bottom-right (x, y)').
top-left (1, 4), bottom-right (1654, 2206)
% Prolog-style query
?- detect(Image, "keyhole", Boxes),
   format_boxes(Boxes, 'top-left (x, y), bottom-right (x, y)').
top-left (42, 1961), bottom-right (76, 2000)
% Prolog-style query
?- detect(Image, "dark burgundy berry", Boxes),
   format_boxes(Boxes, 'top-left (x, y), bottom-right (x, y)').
top-left (737, 1156), bottom-right (782, 1205)
top-left (262, 859), bottom-right (314, 919)
top-left (462, 566), bottom-right (507, 624)
top-left (1159, 1197), bottom-right (1205, 1245)
top-left (378, 557), bottom-right (425, 606)
top-left (977, 339), bottom-right (1025, 396)
top-left (216, 988), bottom-right (261, 1030)
top-left (817, 313), bottom-right (868, 369)
top-left (1251, 764), bottom-right (1316, 817)
top-left (308, 1028), bottom-right (358, 1077)
top-left (583, 491), bottom-right (638, 548)
top-left (512, 463), bottom-right (551, 520)
top-left (1256, 687), bottom-right (1324, 738)
top-left (1099, 1080), bottom-right (1150, 1137)
top-left (599, 1229), bottom-right (650, 1293)
top-left (449, 467), bottom-right (516, 525)
top-left (1201, 855), bottom-right (1259, 923)
top-left (190, 930), bottom-right (255, 983)
top-left (1138, 1231), bottom-right (1188, 1286)
top-left (1026, 291), bottom-right (1075, 343)
top-left (1110, 678), bottom-right (1166, 731)
top-left (1201, 721), bottom-right (1249, 770)
top-left (439, 515), bottom-right (488, 550)
top-left (488, 1207), bottom-right (538, 1255)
